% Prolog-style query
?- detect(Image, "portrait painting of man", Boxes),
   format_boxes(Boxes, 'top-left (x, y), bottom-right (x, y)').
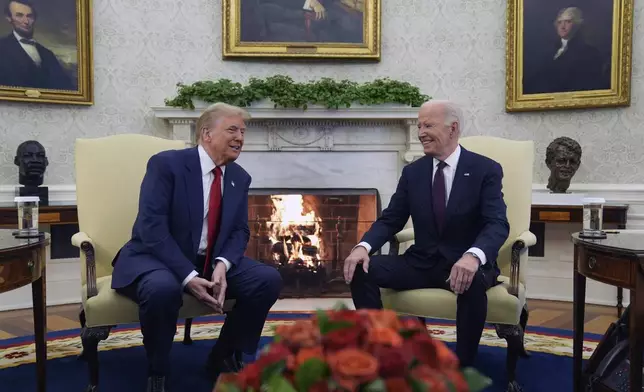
top-left (505, 0), bottom-right (633, 111)
top-left (223, 0), bottom-right (380, 59)
top-left (0, 0), bottom-right (92, 105)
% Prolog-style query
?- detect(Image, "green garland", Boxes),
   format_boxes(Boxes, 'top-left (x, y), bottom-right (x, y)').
top-left (164, 75), bottom-right (430, 110)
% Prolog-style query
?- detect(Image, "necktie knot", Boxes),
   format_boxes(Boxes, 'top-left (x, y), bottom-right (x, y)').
top-left (437, 161), bottom-right (447, 170)
top-left (213, 166), bottom-right (222, 177)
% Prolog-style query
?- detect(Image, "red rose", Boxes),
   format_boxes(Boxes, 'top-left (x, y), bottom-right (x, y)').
top-left (403, 333), bottom-right (439, 367)
top-left (372, 345), bottom-right (411, 378)
top-left (323, 326), bottom-right (362, 351)
top-left (384, 377), bottom-right (412, 392)
top-left (399, 317), bottom-right (427, 337)
top-left (236, 362), bottom-right (262, 390)
top-left (254, 342), bottom-right (292, 369)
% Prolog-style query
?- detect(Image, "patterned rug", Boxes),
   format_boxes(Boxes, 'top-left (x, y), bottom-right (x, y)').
top-left (0, 312), bottom-right (601, 391)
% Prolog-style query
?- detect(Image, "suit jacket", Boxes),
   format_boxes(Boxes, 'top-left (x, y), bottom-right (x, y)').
top-left (111, 147), bottom-right (252, 289)
top-left (0, 33), bottom-right (75, 90)
top-left (361, 147), bottom-right (510, 277)
top-left (523, 36), bottom-right (608, 94)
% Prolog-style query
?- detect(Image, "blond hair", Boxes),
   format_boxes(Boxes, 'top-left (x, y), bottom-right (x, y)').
top-left (196, 102), bottom-right (251, 142)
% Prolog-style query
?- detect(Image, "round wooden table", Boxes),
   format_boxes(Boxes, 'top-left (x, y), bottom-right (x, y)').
top-left (0, 229), bottom-right (50, 392)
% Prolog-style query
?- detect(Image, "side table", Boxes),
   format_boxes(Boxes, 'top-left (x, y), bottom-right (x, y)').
top-left (572, 231), bottom-right (643, 392)
top-left (0, 230), bottom-right (50, 392)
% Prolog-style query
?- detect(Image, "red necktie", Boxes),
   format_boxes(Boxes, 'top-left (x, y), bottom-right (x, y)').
top-left (204, 166), bottom-right (223, 275)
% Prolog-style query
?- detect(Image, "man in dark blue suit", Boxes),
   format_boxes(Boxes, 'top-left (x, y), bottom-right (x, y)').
top-left (111, 103), bottom-right (283, 392)
top-left (344, 100), bottom-right (510, 367)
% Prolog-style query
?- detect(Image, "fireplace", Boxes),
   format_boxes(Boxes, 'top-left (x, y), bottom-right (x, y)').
top-left (245, 188), bottom-right (381, 298)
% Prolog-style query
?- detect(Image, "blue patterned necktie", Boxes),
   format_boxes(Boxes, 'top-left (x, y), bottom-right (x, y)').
top-left (432, 161), bottom-right (447, 231)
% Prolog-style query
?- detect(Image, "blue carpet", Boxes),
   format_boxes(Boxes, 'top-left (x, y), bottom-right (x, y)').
top-left (0, 313), bottom-right (601, 392)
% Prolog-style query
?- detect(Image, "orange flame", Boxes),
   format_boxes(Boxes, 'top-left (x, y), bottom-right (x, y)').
top-left (269, 195), bottom-right (323, 267)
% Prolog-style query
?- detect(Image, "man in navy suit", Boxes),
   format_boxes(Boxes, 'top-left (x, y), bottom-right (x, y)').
top-left (0, 0), bottom-right (75, 90)
top-left (111, 103), bottom-right (283, 392)
top-left (344, 100), bottom-right (509, 367)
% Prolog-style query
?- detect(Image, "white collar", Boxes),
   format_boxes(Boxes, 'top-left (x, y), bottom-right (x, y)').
top-left (197, 145), bottom-right (225, 176)
top-left (433, 144), bottom-right (461, 168)
top-left (13, 31), bottom-right (32, 42)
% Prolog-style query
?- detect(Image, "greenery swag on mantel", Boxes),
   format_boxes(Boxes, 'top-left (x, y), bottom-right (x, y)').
top-left (163, 75), bottom-right (430, 110)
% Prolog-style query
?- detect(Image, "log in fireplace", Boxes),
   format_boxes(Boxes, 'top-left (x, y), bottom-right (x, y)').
top-left (245, 188), bottom-right (381, 298)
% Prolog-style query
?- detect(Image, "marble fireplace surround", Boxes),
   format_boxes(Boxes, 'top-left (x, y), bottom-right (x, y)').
top-left (152, 103), bottom-right (424, 217)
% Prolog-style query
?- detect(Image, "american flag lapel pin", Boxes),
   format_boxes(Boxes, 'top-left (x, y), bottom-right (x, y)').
top-left (464, 173), bottom-right (470, 176)
top-left (231, 181), bottom-right (235, 187)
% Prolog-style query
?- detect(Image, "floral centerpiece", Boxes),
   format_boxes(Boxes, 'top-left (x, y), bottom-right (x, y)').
top-left (214, 304), bottom-right (491, 391)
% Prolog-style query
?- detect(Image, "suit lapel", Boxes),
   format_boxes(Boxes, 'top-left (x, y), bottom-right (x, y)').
top-left (214, 163), bottom-right (242, 254)
top-left (184, 148), bottom-right (204, 255)
top-left (445, 147), bottom-right (471, 220)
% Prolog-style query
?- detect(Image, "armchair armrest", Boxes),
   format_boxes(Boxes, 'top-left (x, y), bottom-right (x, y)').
top-left (508, 230), bottom-right (537, 297)
top-left (388, 228), bottom-right (415, 256)
top-left (71, 232), bottom-right (99, 299)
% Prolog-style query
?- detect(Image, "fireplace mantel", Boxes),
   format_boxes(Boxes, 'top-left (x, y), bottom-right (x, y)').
top-left (151, 103), bottom-right (424, 163)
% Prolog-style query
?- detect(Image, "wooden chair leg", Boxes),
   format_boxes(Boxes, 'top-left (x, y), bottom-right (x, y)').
top-left (80, 325), bottom-right (111, 392)
top-left (183, 318), bottom-right (193, 345)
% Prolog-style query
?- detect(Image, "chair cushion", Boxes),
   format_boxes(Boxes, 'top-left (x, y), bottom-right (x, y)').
top-left (81, 276), bottom-right (235, 328)
top-left (380, 276), bottom-right (526, 325)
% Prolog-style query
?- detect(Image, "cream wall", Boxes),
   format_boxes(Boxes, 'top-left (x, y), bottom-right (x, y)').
top-left (0, 0), bottom-right (643, 185)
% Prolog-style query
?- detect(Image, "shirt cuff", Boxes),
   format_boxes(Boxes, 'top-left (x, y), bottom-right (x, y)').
top-left (215, 257), bottom-right (232, 272)
top-left (353, 242), bottom-right (372, 254)
top-left (465, 247), bottom-right (487, 265)
top-left (181, 270), bottom-right (198, 289)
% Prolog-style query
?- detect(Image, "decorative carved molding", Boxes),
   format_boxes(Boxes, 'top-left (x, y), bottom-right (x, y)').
top-left (151, 105), bottom-right (419, 160)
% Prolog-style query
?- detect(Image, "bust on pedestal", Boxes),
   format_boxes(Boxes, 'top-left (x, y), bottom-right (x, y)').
top-left (14, 141), bottom-right (49, 205)
top-left (545, 136), bottom-right (582, 194)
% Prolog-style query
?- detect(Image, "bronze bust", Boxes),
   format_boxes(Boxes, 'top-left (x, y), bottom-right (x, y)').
top-left (545, 137), bottom-right (582, 193)
top-left (14, 141), bottom-right (49, 187)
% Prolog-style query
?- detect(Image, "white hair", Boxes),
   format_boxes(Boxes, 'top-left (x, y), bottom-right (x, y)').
top-left (556, 7), bottom-right (583, 25)
top-left (422, 99), bottom-right (464, 132)
top-left (196, 102), bottom-right (250, 143)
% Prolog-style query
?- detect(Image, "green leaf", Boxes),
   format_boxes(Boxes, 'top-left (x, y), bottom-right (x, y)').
top-left (265, 375), bottom-right (297, 392)
top-left (217, 383), bottom-right (242, 392)
top-left (462, 367), bottom-right (493, 391)
top-left (322, 320), bottom-right (356, 335)
top-left (362, 378), bottom-right (386, 392)
top-left (295, 358), bottom-right (329, 391)
top-left (332, 301), bottom-right (349, 311)
top-left (407, 377), bottom-right (428, 392)
top-left (260, 359), bottom-right (286, 383)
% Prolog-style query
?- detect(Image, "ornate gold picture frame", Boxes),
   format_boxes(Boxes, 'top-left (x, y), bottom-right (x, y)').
top-left (505, 0), bottom-right (633, 112)
top-left (222, 0), bottom-right (380, 60)
top-left (0, 0), bottom-right (93, 105)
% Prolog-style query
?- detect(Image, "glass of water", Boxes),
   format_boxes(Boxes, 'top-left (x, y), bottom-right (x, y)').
top-left (14, 196), bottom-right (40, 237)
top-left (582, 197), bottom-right (605, 238)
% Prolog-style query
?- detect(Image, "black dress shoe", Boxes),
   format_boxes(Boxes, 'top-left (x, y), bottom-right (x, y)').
top-left (206, 350), bottom-right (245, 381)
top-left (146, 375), bottom-right (166, 392)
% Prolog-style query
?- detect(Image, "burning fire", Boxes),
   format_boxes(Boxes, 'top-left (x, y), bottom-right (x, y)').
top-left (269, 194), bottom-right (323, 267)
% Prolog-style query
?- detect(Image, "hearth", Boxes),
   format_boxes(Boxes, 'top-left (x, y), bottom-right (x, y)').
top-left (246, 188), bottom-right (381, 298)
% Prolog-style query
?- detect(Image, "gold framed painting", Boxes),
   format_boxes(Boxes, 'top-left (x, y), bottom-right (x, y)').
top-left (505, 0), bottom-right (633, 112)
top-left (0, 0), bottom-right (93, 105)
top-left (222, 0), bottom-right (380, 60)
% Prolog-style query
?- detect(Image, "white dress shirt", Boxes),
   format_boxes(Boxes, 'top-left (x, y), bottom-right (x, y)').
top-left (356, 145), bottom-right (488, 265)
top-left (554, 38), bottom-right (568, 60)
top-left (182, 145), bottom-right (232, 288)
top-left (14, 31), bottom-right (42, 66)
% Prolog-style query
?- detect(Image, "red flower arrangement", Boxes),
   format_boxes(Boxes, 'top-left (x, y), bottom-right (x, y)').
top-left (214, 304), bottom-right (491, 392)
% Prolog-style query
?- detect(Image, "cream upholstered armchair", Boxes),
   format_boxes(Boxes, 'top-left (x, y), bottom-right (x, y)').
top-left (381, 136), bottom-right (537, 392)
top-left (72, 134), bottom-right (234, 392)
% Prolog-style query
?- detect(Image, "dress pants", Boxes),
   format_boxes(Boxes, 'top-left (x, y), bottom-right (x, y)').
top-left (350, 254), bottom-right (495, 367)
top-left (116, 256), bottom-right (282, 376)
